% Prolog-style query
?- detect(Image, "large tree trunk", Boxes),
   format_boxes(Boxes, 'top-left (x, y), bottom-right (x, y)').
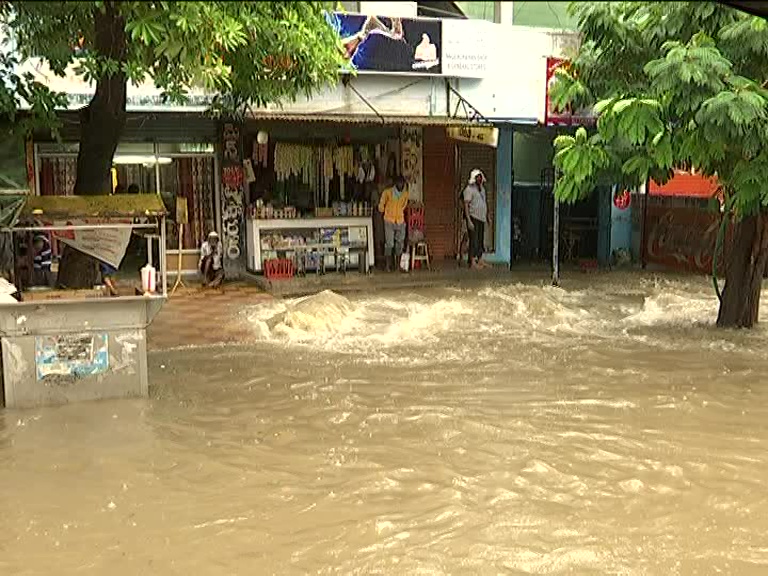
top-left (716, 213), bottom-right (768, 328)
top-left (57, 2), bottom-right (128, 289)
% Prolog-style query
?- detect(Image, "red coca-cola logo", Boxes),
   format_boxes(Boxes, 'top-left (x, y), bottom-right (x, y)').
top-left (646, 208), bottom-right (722, 273)
top-left (613, 189), bottom-right (631, 210)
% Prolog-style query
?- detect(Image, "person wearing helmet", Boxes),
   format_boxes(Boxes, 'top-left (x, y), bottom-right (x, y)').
top-left (463, 168), bottom-right (490, 269)
top-left (199, 231), bottom-right (224, 288)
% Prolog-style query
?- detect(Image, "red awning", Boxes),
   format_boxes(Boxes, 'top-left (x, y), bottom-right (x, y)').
top-left (649, 170), bottom-right (720, 198)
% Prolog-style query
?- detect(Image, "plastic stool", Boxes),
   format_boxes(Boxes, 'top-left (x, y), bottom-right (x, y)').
top-left (411, 241), bottom-right (430, 271)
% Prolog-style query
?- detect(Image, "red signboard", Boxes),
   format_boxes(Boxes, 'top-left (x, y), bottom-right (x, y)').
top-left (544, 57), bottom-right (595, 127)
top-left (650, 170), bottom-right (720, 198)
top-left (644, 204), bottom-right (728, 274)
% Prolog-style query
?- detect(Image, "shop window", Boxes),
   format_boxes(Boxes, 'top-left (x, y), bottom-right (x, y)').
top-left (159, 156), bottom-right (216, 251)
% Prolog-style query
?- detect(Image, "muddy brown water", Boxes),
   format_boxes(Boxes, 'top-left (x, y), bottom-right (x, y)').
top-left (2, 273), bottom-right (768, 575)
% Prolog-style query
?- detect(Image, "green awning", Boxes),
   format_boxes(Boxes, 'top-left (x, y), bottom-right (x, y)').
top-left (19, 194), bottom-right (167, 220)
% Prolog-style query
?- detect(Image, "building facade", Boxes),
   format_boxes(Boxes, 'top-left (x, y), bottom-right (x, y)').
top-left (9, 1), bottom-right (586, 276)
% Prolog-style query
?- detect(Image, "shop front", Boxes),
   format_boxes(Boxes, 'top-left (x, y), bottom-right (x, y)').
top-left (238, 116), bottom-right (466, 278)
top-left (32, 113), bottom-right (219, 278)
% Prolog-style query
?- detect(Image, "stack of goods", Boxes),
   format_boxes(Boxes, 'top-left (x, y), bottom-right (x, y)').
top-left (249, 200), bottom-right (300, 219)
top-left (331, 201), bottom-right (372, 217)
top-left (274, 143), bottom-right (316, 186)
top-left (253, 141), bottom-right (269, 168)
top-left (261, 233), bottom-right (309, 251)
top-left (319, 227), bottom-right (350, 247)
top-left (320, 145), bottom-right (354, 202)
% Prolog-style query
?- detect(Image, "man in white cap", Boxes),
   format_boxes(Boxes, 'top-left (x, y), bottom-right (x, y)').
top-left (199, 231), bottom-right (224, 288)
top-left (463, 168), bottom-right (490, 269)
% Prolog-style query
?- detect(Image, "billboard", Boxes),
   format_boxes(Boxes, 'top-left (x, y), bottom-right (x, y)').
top-left (327, 13), bottom-right (442, 75)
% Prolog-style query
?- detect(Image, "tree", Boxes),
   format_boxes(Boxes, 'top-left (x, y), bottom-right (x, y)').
top-left (0, 1), bottom-right (343, 287)
top-left (550, 1), bottom-right (768, 328)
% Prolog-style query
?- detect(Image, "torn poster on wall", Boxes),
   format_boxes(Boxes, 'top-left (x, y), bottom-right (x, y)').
top-left (35, 333), bottom-right (109, 381)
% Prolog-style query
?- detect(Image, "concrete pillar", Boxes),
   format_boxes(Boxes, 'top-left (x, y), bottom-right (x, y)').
top-left (487, 127), bottom-right (513, 264)
top-left (498, 1), bottom-right (514, 25)
top-left (218, 121), bottom-right (246, 278)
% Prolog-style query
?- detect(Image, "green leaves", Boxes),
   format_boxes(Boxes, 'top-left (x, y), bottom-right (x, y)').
top-left (553, 127), bottom-right (611, 203)
top-left (0, 1), bottom-right (344, 131)
top-left (556, 1), bottom-right (768, 219)
top-left (596, 97), bottom-right (663, 145)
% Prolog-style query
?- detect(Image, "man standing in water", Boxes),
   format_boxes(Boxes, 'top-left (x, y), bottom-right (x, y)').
top-left (463, 168), bottom-right (490, 269)
top-left (378, 175), bottom-right (409, 272)
top-left (199, 231), bottom-right (224, 288)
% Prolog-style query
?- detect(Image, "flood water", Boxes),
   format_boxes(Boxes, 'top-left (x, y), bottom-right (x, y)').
top-left (2, 272), bottom-right (768, 575)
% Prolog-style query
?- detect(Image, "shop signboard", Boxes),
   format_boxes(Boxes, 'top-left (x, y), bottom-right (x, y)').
top-left (441, 19), bottom-right (494, 78)
top-left (42, 218), bottom-right (132, 269)
top-left (544, 57), bottom-right (594, 126)
top-left (446, 125), bottom-right (499, 148)
top-left (649, 170), bottom-right (720, 199)
top-left (326, 12), bottom-right (492, 78)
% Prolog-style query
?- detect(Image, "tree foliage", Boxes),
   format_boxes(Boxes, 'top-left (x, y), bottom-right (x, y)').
top-left (550, 1), bottom-right (768, 215)
top-left (0, 1), bottom-right (344, 135)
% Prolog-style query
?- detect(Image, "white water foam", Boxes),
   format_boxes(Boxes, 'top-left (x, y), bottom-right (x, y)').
top-left (242, 281), bottom-right (768, 362)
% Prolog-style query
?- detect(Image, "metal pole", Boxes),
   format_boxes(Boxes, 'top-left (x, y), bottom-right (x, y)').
top-left (552, 192), bottom-right (560, 287)
top-left (161, 215), bottom-right (168, 296)
top-left (509, 163), bottom-right (515, 271)
top-left (4, 223), bottom-right (157, 232)
top-left (641, 177), bottom-right (650, 269)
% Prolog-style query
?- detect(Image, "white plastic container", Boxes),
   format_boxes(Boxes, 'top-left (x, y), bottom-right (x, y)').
top-left (141, 264), bottom-right (157, 294)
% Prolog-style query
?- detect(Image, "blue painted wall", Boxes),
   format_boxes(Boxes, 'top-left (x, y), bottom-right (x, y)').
top-left (487, 127), bottom-right (513, 264)
top-left (609, 186), bottom-right (633, 259)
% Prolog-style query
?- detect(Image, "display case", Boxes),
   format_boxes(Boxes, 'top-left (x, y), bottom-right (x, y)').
top-left (245, 217), bottom-right (375, 273)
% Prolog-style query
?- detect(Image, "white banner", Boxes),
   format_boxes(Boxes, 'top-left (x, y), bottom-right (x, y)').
top-left (44, 218), bottom-right (132, 269)
top-left (441, 19), bottom-right (495, 79)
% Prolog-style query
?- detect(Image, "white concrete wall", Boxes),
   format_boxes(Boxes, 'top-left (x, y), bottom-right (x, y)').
top-left (257, 75), bottom-right (449, 118)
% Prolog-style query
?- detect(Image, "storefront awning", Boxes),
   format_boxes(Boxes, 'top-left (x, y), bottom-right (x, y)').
top-left (246, 112), bottom-right (485, 127)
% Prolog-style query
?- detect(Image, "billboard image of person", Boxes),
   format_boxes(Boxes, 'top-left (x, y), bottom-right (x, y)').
top-left (326, 12), bottom-right (441, 75)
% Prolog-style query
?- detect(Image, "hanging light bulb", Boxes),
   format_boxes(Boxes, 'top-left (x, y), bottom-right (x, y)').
top-left (256, 131), bottom-right (269, 145)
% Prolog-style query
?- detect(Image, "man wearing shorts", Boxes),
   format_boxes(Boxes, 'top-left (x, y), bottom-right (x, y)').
top-left (199, 231), bottom-right (224, 288)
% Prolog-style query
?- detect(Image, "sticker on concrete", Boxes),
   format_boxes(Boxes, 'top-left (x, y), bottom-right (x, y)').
top-left (35, 333), bottom-right (109, 380)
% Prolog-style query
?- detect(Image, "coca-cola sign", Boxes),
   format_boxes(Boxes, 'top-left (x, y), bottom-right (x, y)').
top-left (645, 205), bottom-right (728, 274)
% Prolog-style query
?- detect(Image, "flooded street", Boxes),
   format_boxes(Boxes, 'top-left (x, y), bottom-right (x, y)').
top-left (2, 273), bottom-right (768, 575)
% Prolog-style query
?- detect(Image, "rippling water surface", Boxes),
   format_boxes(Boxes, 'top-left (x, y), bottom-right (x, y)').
top-left (2, 273), bottom-right (768, 575)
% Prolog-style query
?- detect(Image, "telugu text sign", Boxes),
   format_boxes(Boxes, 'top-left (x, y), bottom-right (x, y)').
top-left (446, 125), bottom-right (499, 148)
